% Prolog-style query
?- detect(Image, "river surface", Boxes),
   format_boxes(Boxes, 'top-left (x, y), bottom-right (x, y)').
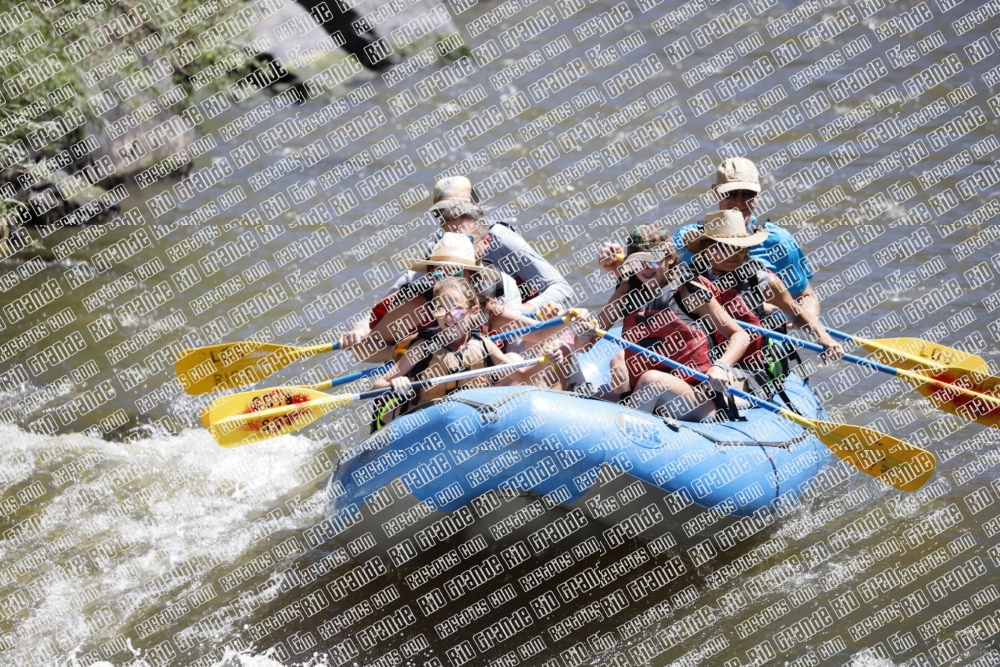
top-left (2, 0), bottom-right (1000, 665)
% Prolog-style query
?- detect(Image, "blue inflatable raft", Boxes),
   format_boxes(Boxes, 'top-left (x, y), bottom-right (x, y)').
top-left (324, 336), bottom-right (835, 561)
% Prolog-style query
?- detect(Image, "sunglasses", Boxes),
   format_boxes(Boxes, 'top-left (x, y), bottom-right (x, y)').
top-left (428, 266), bottom-right (465, 281)
top-left (706, 242), bottom-right (748, 256)
top-left (722, 189), bottom-right (758, 200)
top-left (625, 260), bottom-right (660, 273)
top-left (433, 306), bottom-right (467, 319)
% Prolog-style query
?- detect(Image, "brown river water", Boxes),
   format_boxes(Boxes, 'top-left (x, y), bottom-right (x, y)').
top-left (2, 0), bottom-right (1000, 665)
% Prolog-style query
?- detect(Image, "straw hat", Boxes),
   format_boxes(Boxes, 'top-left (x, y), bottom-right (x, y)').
top-left (683, 210), bottom-right (769, 252)
top-left (408, 232), bottom-right (501, 282)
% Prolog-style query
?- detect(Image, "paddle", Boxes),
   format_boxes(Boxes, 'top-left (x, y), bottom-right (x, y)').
top-left (741, 323), bottom-right (1000, 428)
top-left (178, 313), bottom-right (574, 395)
top-left (176, 340), bottom-right (341, 395)
top-left (206, 356), bottom-right (551, 448)
top-left (593, 328), bottom-right (935, 492)
top-left (824, 327), bottom-right (998, 393)
top-left (200, 316), bottom-right (576, 429)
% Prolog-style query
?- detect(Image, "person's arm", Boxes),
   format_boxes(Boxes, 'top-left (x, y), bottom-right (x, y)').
top-left (765, 277), bottom-right (842, 360)
top-left (752, 223), bottom-right (818, 320)
top-left (488, 308), bottom-right (570, 349)
top-left (338, 320), bottom-right (370, 349)
top-left (370, 347), bottom-right (419, 393)
top-left (482, 337), bottom-right (514, 366)
top-left (596, 280), bottom-right (635, 330)
top-left (688, 289), bottom-right (750, 392)
top-left (341, 282), bottom-right (418, 351)
top-left (793, 284), bottom-right (820, 319)
top-left (362, 297), bottom-right (424, 362)
top-left (487, 224), bottom-right (576, 308)
top-left (570, 281), bottom-right (632, 353)
top-left (694, 300), bottom-right (750, 368)
top-left (597, 241), bottom-right (624, 273)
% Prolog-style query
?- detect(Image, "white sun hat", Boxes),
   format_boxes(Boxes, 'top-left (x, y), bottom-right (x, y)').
top-left (408, 232), bottom-right (501, 282)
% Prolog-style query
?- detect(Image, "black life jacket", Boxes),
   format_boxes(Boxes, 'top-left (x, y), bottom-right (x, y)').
top-left (371, 328), bottom-right (497, 432)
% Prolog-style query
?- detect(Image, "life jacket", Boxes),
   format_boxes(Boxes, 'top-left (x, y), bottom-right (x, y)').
top-left (621, 277), bottom-right (714, 388)
top-left (701, 260), bottom-right (806, 407)
top-left (515, 276), bottom-right (540, 303)
top-left (700, 260), bottom-right (769, 367)
top-left (372, 329), bottom-right (498, 431)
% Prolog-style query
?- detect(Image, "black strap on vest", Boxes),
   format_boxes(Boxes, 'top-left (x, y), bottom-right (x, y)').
top-left (701, 259), bottom-right (769, 322)
top-left (709, 390), bottom-right (745, 422)
top-left (369, 329), bottom-right (496, 433)
top-left (770, 321), bottom-right (804, 414)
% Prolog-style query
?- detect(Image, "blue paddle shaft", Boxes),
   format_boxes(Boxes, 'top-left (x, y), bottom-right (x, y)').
top-left (353, 357), bottom-right (546, 402)
top-left (329, 363), bottom-right (392, 388)
top-left (598, 330), bottom-right (787, 417)
top-left (740, 322), bottom-right (901, 378)
top-left (328, 316), bottom-right (567, 388)
top-left (491, 315), bottom-right (568, 343)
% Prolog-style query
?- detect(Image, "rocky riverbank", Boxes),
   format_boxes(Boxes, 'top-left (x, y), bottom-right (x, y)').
top-left (0, 0), bottom-right (461, 246)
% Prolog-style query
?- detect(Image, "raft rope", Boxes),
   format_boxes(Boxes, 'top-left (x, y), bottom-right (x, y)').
top-left (658, 417), bottom-right (811, 450)
top-left (425, 386), bottom-right (542, 424)
top-left (429, 386), bottom-right (812, 451)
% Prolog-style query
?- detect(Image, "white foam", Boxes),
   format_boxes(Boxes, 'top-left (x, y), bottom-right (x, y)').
top-left (0, 424), bottom-right (331, 665)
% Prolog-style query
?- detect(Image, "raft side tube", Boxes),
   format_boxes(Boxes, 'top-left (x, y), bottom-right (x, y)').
top-left (325, 376), bottom-right (832, 556)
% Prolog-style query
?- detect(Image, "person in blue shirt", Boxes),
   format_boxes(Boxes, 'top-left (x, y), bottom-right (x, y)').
top-left (599, 157), bottom-right (820, 319)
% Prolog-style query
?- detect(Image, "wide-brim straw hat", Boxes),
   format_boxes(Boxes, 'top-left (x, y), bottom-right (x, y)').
top-left (683, 209), bottom-right (769, 252)
top-left (409, 232), bottom-right (501, 282)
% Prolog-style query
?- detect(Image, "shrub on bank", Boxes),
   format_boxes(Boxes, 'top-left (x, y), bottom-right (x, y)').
top-left (0, 0), bottom-right (269, 231)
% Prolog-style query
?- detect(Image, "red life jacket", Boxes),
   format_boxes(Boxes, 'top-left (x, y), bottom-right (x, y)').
top-left (701, 260), bottom-right (769, 366)
top-left (368, 276), bottom-right (438, 332)
top-left (621, 277), bottom-right (714, 387)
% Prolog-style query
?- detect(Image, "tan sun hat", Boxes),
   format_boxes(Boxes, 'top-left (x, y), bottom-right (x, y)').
top-left (408, 232), bottom-right (501, 282)
top-left (683, 209), bottom-right (769, 252)
top-left (430, 175), bottom-right (479, 207)
top-left (715, 157), bottom-right (761, 195)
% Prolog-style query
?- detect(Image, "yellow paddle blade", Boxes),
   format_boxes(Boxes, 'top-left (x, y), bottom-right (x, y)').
top-left (206, 388), bottom-right (349, 448)
top-left (200, 386), bottom-right (330, 429)
top-left (860, 336), bottom-right (988, 376)
top-left (176, 342), bottom-right (326, 395)
top-left (781, 411), bottom-right (935, 492)
top-left (901, 375), bottom-right (1000, 429)
top-left (857, 335), bottom-right (1000, 399)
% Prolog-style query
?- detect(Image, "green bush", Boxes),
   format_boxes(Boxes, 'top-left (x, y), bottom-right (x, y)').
top-left (0, 0), bottom-right (269, 166)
